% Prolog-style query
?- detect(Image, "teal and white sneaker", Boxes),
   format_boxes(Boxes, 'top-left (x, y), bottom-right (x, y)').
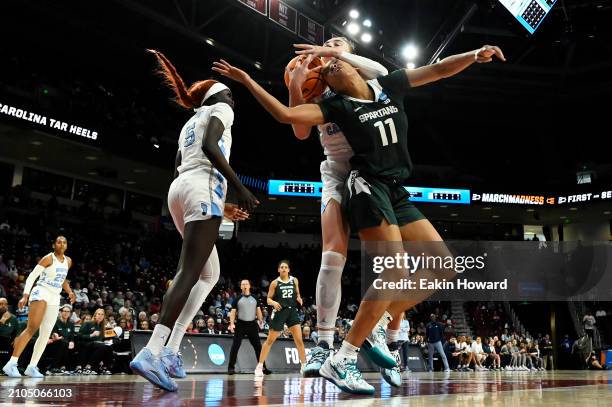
top-left (362, 320), bottom-right (396, 369)
top-left (303, 342), bottom-right (331, 377)
top-left (24, 365), bottom-right (44, 378)
top-left (380, 342), bottom-right (402, 387)
top-left (160, 347), bottom-right (187, 379)
top-left (320, 356), bottom-right (375, 395)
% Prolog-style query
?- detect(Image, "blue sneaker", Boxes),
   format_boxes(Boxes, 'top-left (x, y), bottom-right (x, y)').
top-left (2, 362), bottom-right (21, 377)
top-left (362, 321), bottom-right (396, 369)
top-left (303, 342), bottom-right (331, 377)
top-left (130, 348), bottom-right (178, 392)
top-left (320, 355), bottom-right (374, 395)
top-left (160, 347), bottom-right (187, 379)
top-left (24, 365), bottom-right (44, 378)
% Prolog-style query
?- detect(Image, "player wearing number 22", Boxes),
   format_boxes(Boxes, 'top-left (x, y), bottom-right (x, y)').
top-left (253, 260), bottom-right (306, 378)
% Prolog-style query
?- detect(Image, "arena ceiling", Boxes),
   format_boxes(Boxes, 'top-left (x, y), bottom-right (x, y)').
top-left (2, 0), bottom-right (612, 194)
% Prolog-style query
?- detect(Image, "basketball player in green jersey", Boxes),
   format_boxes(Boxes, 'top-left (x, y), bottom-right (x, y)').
top-left (213, 42), bottom-right (505, 393)
top-left (254, 260), bottom-right (306, 378)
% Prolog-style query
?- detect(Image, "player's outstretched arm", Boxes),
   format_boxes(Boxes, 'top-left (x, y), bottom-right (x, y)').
top-left (212, 59), bottom-right (325, 126)
top-left (407, 45), bottom-right (506, 87)
top-left (294, 44), bottom-right (388, 80)
top-left (287, 55), bottom-right (317, 140)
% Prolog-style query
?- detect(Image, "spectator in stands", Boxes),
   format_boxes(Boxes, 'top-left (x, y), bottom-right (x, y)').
top-left (501, 328), bottom-right (511, 343)
top-left (195, 318), bottom-right (206, 332)
top-left (302, 325), bottom-right (311, 341)
top-left (444, 337), bottom-right (461, 371)
top-left (540, 334), bottom-right (554, 370)
top-left (75, 287), bottom-right (89, 306)
top-left (528, 342), bottom-right (544, 371)
top-left (456, 336), bottom-right (473, 371)
top-left (204, 318), bottom-right (218, 335)
top-left (118, 318), bottom-right (128, 333)
top-left (470, 337), bottom-right (488, 371)
top-left (45, 304), bottom-right (75, 375)
top-left (500, 340), bottom-right (513, 369)
top-left (512, 339), bottom-right (527, 371)
top-left (444, 321), bottom-right (455, 338)
top-left (76, 308), bottom-right (113, 375)
top-left (125, 311), bottom-right (135, 330)
top-left (139, 320), bottom-right (150, 330)
top-left (0, 298), bottom-right (18, 367)
top-left (137, 311), bottom-right (148, 327)
top-left (281, 324), bottom-right (291, 339)
top-left (112, 292), bottom-right (125, 309)
top-left (483, 337), bottom-right (500, 370)
top-left (494, 339), bottom-right (502, 354)
top-left (583, 311), bottom-right (596, 339)
top-left (426, 314), bottom-right (450, 372)
top-left (186, 322), bottom-right (198, 333)
top-left (150, 313), bottom-right (159, 329)
top-left (399, 313), bottom-right (410, 371)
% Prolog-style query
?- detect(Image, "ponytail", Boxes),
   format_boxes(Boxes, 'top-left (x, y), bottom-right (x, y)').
top-left (147, 49), bottom-right (217, 109)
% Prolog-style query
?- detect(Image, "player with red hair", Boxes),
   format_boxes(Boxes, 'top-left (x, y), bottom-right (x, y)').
top-left (130, 49), bottom-right (258, 392)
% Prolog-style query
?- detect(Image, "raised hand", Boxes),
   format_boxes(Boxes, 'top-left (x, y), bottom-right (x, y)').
top-left (286, 55), bottom-right (319, 89)
top-left (212, 59), bottom-right (251, 84)
top-left (294, 43), bottom-right (341, 60)
top-left (475, 45), bottom-right (506, 63)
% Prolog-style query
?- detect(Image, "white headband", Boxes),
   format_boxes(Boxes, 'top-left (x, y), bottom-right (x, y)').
top-left (201, 82), bottom-right (230, 105)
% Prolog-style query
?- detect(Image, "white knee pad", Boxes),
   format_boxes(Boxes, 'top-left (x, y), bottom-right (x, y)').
top-left (316, 251), bottom-right (345, 329)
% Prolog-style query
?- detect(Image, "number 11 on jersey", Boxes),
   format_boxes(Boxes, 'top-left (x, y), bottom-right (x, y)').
top-left (374, 118), bottom-right (398, 147)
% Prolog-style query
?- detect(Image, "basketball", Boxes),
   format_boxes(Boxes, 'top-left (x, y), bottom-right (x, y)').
top-left (284, 55), bottom-right (327, 101)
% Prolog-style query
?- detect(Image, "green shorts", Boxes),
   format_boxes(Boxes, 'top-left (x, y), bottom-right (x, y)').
top-left (269, 307), bottom-right (301, 331)
top-left (343, 170), bottom-right (425, 232)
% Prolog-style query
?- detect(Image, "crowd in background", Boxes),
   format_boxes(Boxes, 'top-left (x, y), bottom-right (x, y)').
top-left (0, 215), bottom-right (609, 375)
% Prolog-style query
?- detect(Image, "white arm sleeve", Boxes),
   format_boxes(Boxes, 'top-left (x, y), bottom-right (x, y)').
top-left (23, 264), bottom-right (45, 295)
top-left (339, 51), bottom-right (389, 80)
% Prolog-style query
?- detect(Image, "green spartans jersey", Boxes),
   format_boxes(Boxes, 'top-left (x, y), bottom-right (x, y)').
top-left (318, 69), bottom-right (413, 181)
top-left (274, 276), bottom-right (297, 308)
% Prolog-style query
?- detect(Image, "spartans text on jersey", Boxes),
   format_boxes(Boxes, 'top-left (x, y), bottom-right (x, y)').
top-left (358, 105), bottom-right (399, 123)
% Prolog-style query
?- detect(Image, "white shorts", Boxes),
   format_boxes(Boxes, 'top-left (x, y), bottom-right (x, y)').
top-left (168, 169), bottom-right (227, 236)
top-left (320, 159), bottom-right (350, 214)
top-left (29, 284), bottom-right (61, 306)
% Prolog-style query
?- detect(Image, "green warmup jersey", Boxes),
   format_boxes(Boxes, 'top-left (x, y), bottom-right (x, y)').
top-left (274, 276), bottom-right (297, 308)
top-left (318, 69), bottom-right (412, 181)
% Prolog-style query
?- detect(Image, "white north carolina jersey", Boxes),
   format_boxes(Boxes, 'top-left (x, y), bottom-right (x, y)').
top-left (317, 89), bottom-right (354, 162)
top-left (36, 253), bottom-right (69, 295)
top-left (176, 102), bottom-right (234, 175)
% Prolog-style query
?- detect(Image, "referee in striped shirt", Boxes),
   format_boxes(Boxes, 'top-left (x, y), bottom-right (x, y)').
top-left (227, 280), bottom-right (269, 375)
